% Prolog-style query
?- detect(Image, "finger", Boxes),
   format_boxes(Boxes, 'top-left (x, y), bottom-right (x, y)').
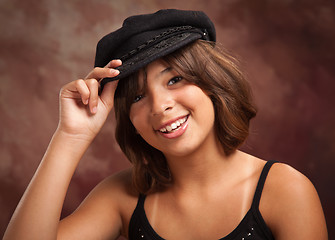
top-left (106, 59), bottom-right (122, 68)
top-left (74, 79), bottom-right (90, 105)
top-left (85, 78), bottom-right (99, 114)
top-left (85, 67), bottom-right (119, 80)
top-left (85, 60), bottom-right (122, 80)
top-left (100, 80), bottom-right (119, 110)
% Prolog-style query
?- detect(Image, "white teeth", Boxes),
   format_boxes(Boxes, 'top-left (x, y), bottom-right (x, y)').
top-left (166, 125), bottom-right (172, 132)
top-left (159, 116), bottom-right (187, 133)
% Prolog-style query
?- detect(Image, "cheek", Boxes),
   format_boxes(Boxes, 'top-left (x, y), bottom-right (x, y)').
top-left (181, 86), bottom-right (214, 111)
top-left (186, 87), bottom-right (215, 127)
top-left (129, 108), bottom-right (139, 129)
top-left (129, 105), bottom-right (148, 134)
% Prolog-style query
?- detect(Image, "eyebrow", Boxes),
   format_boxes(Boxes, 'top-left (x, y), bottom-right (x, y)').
top-left (160, 67), bottom-right (172, 76)
top-left (139, 66), bottom-right (173, 91)
top-left (151, 66), bottom-right (173, 81)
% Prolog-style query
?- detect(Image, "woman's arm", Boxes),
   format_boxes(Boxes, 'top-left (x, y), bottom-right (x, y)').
top-left (262, 163), bottom-right (328, 240)
top-left (3, 60), bottom-right (123, 240)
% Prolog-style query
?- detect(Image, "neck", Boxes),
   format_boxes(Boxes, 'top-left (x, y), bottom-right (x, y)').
top-left (165, 141), bottom-right (242, 193)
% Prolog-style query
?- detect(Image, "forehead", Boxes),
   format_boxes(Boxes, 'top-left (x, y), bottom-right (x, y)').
top-left (137, 59), bottom-right (173, 83)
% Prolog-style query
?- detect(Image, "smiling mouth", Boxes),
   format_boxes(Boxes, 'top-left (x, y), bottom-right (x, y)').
top-left (159, 115), bottom-right (188, 133)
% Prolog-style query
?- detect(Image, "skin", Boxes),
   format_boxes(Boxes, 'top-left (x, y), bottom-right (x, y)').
top-left (3, 59), bottom-right (328, 240)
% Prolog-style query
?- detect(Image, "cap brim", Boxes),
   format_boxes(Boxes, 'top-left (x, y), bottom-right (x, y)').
top-left (100, 31), bottom-right (203, 89)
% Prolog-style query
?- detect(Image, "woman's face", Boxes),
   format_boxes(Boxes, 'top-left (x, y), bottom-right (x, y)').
top-left (129, 59), bottom-right (216, 159)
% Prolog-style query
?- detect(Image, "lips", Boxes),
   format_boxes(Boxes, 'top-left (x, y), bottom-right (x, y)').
top-left (158, 115), bottom-right (188, 134)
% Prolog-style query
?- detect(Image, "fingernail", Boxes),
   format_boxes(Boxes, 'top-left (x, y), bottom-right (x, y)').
top-left (110, 69), bottom-right (120, 75)
top-left (92, 107), bottom-right (97, 114)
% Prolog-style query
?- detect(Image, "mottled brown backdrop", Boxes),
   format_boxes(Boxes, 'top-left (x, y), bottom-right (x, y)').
top-left (1, 0), bottom-right (334, 238)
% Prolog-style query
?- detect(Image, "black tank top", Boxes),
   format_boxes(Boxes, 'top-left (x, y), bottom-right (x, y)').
top-left (128, 161), bottom-right (277, 240)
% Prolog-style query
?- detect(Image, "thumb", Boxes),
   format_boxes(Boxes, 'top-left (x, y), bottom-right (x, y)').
top-left (100, 80), bottom-right (119, 110)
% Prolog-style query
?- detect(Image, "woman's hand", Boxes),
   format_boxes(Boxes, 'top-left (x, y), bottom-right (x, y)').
top-left (3, 60), bottom-right (123, 240)
top-left (57, 59), bottom-right (122, 141)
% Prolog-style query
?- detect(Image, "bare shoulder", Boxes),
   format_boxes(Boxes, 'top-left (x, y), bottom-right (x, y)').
top-left (59, 168), bottom-right (138, 239)
top-left (87, 167), bottom-right (139, 223)
top-left (96, 167), bottom-right (136, 196)
top-left (83, 167), bottom-right (138, 206)
top-left (260, 162), bottom-right (328, 240)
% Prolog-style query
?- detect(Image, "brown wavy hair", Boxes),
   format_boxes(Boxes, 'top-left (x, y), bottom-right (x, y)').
top-left (113, 40), bottom-right (257, 194)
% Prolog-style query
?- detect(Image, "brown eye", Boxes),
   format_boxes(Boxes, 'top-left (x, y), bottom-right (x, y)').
top-left (133, 94), bottom-right (144, 103)
top-left (167, 76), bottom-right (183, 86)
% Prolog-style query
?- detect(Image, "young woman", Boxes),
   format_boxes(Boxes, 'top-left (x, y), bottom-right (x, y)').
top-left (4, 9), bottom-right (327, 240)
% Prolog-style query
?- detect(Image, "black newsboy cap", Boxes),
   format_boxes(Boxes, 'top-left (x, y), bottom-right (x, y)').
top-left (95, 9), bottom-right (216, 89)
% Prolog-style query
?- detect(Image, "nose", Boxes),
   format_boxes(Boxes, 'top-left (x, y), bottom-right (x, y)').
top-left (150, 88), bottom-right (174, 116)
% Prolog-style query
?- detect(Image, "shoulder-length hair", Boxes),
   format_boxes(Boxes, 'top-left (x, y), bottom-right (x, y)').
top-left (113, 40), bottom-right (257, 194)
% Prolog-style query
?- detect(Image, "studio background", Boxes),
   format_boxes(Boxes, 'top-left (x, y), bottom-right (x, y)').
top-left (1, 0), bottom-right (334, 238)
